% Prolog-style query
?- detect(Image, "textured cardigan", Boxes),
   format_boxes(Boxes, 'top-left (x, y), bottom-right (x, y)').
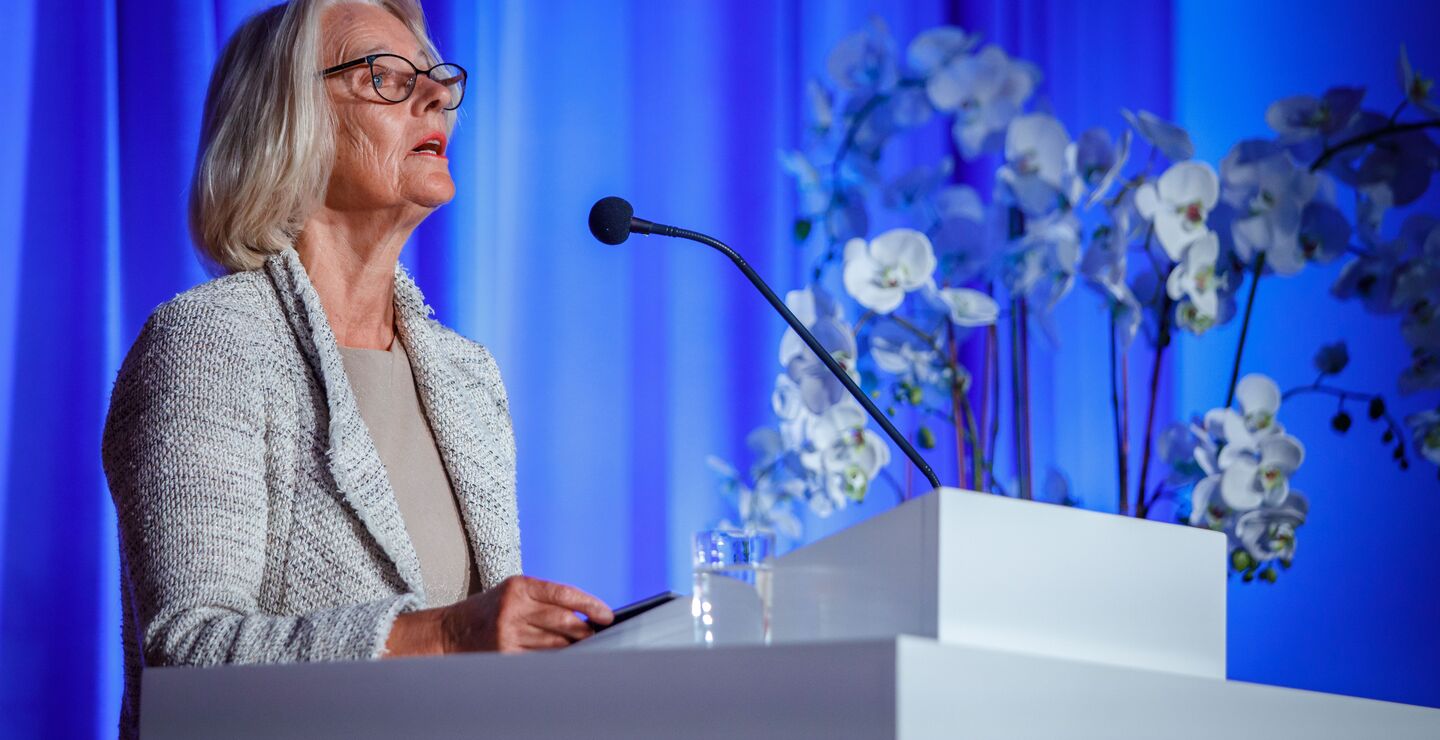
top-left (101, 247), bottom-right (522, 739)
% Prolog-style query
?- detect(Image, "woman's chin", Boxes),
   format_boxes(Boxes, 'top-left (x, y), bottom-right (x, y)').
top-left (408, 181), bottom-right (456, 209)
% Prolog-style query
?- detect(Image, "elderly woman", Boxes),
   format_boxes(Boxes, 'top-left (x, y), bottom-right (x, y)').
top-left (101, 0), bottom-right (612, 736)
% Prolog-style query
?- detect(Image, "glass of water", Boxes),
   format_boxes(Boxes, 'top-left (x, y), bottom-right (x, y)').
top-left (692, 529), bottom-right (775, 647)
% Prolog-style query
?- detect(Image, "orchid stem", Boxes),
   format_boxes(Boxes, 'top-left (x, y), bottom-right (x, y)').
top-left (1225, 254), bottom-right (1266, 408)
top-left (1309, 120), bottom-right (1440, 173)
top-left (1135, 294), bottom-right (1173, 520)
top-left (961, 391), bottom-right (984, 492)
top-left (984, 320), bottom-right (1000, 493)
top-left (1110, 314), bottom-right (1129, 514)
top-left (946, 324), bottom-right (969, 490)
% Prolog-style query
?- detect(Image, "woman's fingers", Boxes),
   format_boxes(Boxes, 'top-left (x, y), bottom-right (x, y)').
top-left (527, 606), bottom-right (594, 642)
top-left (524, 578), bottom-right (614, 626)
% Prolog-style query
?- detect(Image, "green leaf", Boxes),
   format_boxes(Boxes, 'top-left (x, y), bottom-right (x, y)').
top-left (917, 425), bottom-right (936, 449)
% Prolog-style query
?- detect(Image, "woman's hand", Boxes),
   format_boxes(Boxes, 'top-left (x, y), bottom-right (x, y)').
top-left (384, 575), bottom-right (613, 658)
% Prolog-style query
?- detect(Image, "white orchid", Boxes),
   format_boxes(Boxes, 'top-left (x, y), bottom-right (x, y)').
top-left (1219, 140), bottom-right (1319, 274)
top-left (1215, 434), bottom-right (1305, 510)
top-left (1184, 374), bottom-right (1309, 573)
top-left (1297, 201), bottom-right (1352, 264)
top-left (1230, 493), bottom-right (1308, 566)
top-left (906, 25), bottom-right (978, 75)
top-left (926, 44), bottom-right (1039, 158)
top-left (1230, 374), bottom-right (1288, 442)
top-left (999, 112), bottom-right (1073, 216)
top-left (707, 454), bottom-right (804, 540)
top-left (1121, 109), bottom-right (1194, 162)
top-left (1399, 44), bottom-right (1440, 117)
top-left (799, 399), bottom-right (892, 510)
top-left (937, 286), bottom-right (999, 326)
top-left (868, 319), bottom-right (944, 387)
top-left (1331, 235), bottom-right (1410, 315)
top-left (780, 287), bottom-right (858, 415)
top-left (1135, 160), bottom-right (1220, 261)
top-left (779, 150), bottom-right (831, 216)
top-left (1405, 408), bottom-right (1440, 465)
top-left (842, 228), bottom-right (938, 313)
top-left (1004, 210), bottom-right (1082, 312)
top-left (1265, 87), bottom-right (1364, 141)
top-left (930, 185), bottom-right (995, 282)
top-left (1166, 231), bottom-right (1224, 318)
top-left (1401, 349), bottom-right (1440, 394)
top-left (826, 18), bottom-right (897, 93)
top-left (1074, 127), bottom-right (1132, 209)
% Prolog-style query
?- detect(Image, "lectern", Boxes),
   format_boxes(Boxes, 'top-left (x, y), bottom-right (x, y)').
top-left (142, 489), bottom-right (1440, 738)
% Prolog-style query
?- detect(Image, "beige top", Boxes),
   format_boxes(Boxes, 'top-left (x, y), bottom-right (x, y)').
top-left (339, 338), bottom-right (480, 606)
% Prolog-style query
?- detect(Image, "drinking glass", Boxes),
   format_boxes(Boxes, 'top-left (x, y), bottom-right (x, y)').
top-left (691, 529), bottom-right (775, 646)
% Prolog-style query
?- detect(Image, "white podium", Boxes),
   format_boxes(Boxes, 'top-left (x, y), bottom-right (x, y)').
top-left (141, 489), bottom-right (1440, 738)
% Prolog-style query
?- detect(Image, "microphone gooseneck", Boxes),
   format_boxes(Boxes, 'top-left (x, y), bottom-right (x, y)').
top-left (588, 197), bottom-right (943, 492)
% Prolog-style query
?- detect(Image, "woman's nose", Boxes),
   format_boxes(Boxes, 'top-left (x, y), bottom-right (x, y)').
top-left (410, 74), bottom-right (450, 113)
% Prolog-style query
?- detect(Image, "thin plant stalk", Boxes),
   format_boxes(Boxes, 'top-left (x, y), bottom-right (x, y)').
top-left (1006, 207), bottom-right (1032, 500)
top-left (1110, 315), bottom-right (1129, 514)
top-left (1018, 298), bottom-right (1034, 500)
top-left (947, 323), bottom-right (968, 489)
top-left (1135, 295), bottom-right (1173, 519)
top-left (961, 391), bottom-right (984, 492)
top-left (1008, 300), bottom-right (1031, 499)
top-left (1225, 254), bottom-right (1267, 408)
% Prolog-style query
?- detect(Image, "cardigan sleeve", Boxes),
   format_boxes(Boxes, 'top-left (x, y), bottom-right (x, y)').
top-left (102, 295), bottom-right (421, 670)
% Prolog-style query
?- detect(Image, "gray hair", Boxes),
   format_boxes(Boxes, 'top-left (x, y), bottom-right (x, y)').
top-left (189, 0), bottom-right (451, 273)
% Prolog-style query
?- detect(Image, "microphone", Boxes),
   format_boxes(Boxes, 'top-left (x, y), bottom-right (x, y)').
top-left (588, 196), bottom-right (942, 492)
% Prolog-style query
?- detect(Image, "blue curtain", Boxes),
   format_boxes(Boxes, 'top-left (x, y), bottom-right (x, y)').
top-left (1, 1), bottom-right (1436, 737)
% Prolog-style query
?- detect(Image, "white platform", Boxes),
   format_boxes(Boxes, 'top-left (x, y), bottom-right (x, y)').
top-left (578, 489), bottom-right (1225, 679)
top-left (140, 489), bottom-right (1435, 736)
top-left (142, 636), bottom-right (1440, 739)
top-left (771, 489), bottom-right (1227, 678)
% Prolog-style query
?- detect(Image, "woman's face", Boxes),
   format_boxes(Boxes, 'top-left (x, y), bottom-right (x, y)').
top-left (320, 3), bottom-right (455, 216)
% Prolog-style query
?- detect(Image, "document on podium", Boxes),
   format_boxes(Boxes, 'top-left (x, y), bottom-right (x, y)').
top-left (570, 596), bottom-right (695, 652)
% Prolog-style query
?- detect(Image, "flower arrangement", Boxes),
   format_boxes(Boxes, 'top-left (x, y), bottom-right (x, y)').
top-left (708, 20), bottom-right (1440, 581)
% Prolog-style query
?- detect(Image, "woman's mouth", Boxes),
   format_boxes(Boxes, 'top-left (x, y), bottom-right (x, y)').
top-left (409, 132), bottom-right (447, 159)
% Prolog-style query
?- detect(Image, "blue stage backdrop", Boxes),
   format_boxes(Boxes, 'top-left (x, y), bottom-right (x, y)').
top-left (0, 1), bottom-right (1436, 737)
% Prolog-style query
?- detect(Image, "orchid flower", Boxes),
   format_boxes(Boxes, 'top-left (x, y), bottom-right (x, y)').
top-left (1121, 109), bottom-right (1194, 162)
top-left (937, 287), bottom-right (1000, 327)
top-left (1075, 127), bottom-right (1132, 209)
top-left (1135, 160), bottom-right (1220, 261)
top-left (780, 287), bottom-right (859, 415)
top-left (1219, 140), bottom-right (1318, 275)
top-left (1265, 87), bottom-right (1364, 140)
top-left (906, 26), bottom-right (978, 75)
top-left (1000, 112), bottom-right (1073, 216)
top-left (1399, 44), bottom-right (1440, 117)
top-left (842, 228), bottom-right (938, 313)
top-left (1167, 231), bottom-right (1224, 318)
top-left (926, 44), bottom-right (1038, 158)
top-left (1405, 408), bottom-right (1440, 465)
top-left (826, 18), bottom-right (897, 93)
top-left (868, 319), bottom-right (944, 387)
top-left (1231, 493), bottom-right (1308, 565)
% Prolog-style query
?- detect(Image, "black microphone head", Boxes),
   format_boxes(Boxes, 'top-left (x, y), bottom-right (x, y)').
top-left (589, 196), bottom-right (635, 245)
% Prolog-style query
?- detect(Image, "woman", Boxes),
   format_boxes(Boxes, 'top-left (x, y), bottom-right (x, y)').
top-left (101, 1), bottom-right (612, 737)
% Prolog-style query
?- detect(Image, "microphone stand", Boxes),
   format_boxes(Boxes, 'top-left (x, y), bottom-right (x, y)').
top-left (634, 218), bottom-right (943, 492)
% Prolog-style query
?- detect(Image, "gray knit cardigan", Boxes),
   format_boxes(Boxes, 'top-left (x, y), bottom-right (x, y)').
top-left (101, 247), bottom-right (522, 739)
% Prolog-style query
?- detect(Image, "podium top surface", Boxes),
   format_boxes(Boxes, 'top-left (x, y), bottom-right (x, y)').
top-left (142, 637), bottom-right (1439, 740)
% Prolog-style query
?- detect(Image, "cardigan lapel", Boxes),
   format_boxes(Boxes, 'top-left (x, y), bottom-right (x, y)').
top-left (391, 266), bottom-right (518, 591)
top-left (263, 248), bottom-right (427, 600)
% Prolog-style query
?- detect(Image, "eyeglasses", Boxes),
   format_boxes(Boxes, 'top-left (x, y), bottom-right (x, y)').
top-left (321, 53), bottom-right (467, 111)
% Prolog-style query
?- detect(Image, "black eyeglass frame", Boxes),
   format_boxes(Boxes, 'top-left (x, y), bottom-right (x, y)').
top-left (321, 53), bottom-right (467, 111)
